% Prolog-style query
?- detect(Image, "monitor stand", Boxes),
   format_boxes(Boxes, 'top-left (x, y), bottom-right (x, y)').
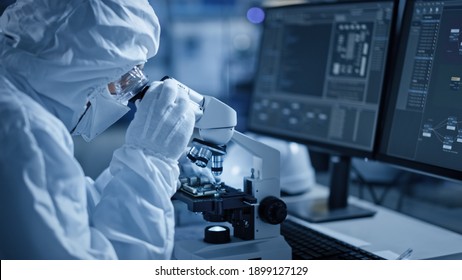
top-left (287, 155), bottom-right (376, 223)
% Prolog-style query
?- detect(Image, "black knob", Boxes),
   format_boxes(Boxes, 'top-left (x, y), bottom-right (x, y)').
top-left (258, 196), bottom-right (287, 225)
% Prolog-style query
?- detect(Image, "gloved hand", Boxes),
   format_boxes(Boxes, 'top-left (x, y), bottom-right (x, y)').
top-left (126, 79), bottom-right (195, 162)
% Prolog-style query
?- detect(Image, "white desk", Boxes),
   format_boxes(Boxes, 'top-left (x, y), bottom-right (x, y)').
top-left (283, 184), bottom-right (462, 260)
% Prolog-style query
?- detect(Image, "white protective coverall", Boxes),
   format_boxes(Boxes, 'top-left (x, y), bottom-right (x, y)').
top-left (0, 0), bottom-right (193, 259)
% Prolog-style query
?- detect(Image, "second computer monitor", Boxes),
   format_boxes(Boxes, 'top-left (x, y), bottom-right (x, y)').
top-left (378, 0), bottom-right (462, 182)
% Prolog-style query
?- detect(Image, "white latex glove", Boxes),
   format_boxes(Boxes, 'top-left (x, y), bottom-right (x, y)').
top-left (126, 79), bottom-right (195, 162)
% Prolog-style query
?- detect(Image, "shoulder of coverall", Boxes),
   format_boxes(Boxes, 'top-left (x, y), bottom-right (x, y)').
top-left (0, 74), bottom-right (74, 153)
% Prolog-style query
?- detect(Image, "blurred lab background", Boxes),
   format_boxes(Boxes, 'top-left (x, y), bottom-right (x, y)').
top-left (2, 0), bottom-right (461, 234)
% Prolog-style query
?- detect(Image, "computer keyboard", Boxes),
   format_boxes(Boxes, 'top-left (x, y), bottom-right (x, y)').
top-left (281, 219), bottom-right (385, 260)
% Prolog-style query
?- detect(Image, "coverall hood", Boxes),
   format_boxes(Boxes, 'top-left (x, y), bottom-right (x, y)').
top-left (0, 0), bottom-right (160, 131)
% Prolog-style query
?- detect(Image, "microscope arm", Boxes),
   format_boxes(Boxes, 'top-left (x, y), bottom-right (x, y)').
top-left (231, 131), bottom-right (280, 181)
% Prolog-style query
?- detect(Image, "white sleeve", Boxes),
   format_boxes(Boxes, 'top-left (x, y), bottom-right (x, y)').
top-left (91, 145), bottom-right (179, 260)
top-left (0, 109), bottom-right (117, 259)
top-left (1, 96), bottom-right (177, 260)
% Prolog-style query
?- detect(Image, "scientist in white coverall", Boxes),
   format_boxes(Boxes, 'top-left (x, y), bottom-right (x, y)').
top-left (0, 0), bottom-right (197, 259)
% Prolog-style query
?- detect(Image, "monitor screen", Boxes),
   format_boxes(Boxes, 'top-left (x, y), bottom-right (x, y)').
top-left (378, 0), bottom-right (462, 182)
top-left (247, 0), bottom-right (396, 222)
top-left (247, 0), bottom-right (395, 157)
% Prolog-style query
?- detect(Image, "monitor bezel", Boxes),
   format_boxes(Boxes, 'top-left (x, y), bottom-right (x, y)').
top-left (247, 0), bottom-right (399, 159)
top-left (375, 0), bottom-right (462, 182)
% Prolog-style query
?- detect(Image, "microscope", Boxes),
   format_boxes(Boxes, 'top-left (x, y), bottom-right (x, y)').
top-left (126, 73), bottom-right (291, 259)
top-left (162, 77), bottom-right (291, 260)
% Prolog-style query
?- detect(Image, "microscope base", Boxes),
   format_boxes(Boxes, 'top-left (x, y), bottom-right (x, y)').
top-left (173, 235), bottom-right (292, 260)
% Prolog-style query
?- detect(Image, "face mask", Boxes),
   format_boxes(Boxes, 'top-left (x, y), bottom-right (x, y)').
top-left (71, 66), bottom-right (149, 142)
top-left (71, 65), bottom-right (149, 141)
top-left (71, 90), bottom-right (130, 142)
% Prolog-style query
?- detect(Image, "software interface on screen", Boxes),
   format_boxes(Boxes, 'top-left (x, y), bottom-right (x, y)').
top-left (248, 1), bottom-right (394, 154)
top-left (384, 0), bottom-right (462, 173)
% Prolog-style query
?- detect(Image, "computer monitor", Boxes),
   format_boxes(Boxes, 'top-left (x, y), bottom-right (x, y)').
top-left (247, 0), bottom-right (396, 222)
top-left (377, 0), bottom-right (462, 182)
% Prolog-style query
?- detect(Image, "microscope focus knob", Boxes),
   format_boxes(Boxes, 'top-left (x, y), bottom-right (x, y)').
top-left (258, 196), bottom-right (287, 225)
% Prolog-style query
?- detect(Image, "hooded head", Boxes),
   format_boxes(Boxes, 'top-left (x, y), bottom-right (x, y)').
top-left (0, 0), bottom-right (160, 133)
